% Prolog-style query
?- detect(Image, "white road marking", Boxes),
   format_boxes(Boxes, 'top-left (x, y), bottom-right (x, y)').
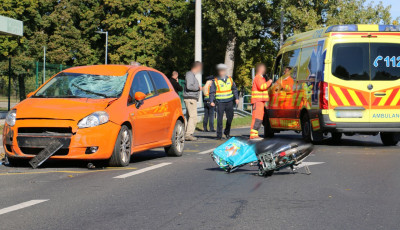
top-left (198, 148), bottom-right (215, 155)
top-left (294, 162), bottom-right (325, 170)
top-left (0, 199), bottom-right (48, 216)
top-left (114, 162), bottom-right (172, 179)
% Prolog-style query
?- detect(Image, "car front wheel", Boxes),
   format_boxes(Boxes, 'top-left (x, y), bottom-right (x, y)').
top-left (165, 120), bottom-right (185, 157)
top-left (109, 125), bottom-right (132, 167)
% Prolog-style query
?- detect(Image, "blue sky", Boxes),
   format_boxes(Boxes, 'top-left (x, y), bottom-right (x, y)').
top-left (366, 0), bottom-right (400, 19)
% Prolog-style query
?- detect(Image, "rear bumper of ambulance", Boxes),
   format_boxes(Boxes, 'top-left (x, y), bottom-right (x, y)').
top-left (320, 115), bottom-right (400, 132)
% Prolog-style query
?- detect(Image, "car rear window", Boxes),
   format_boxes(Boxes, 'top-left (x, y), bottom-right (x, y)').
top-left (149, 71), bottom-right (170, 94)
top-left (371, 43), bottom-right (400, 81)
top-left (332, 43), bottom-right (370, 81)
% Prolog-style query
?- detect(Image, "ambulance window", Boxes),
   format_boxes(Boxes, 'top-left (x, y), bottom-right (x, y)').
top-left (273, 55), bottom-right (282, 81)
top-left (281, 49), bottom-right (300, 80)
top-left (370, 43), bottom-right (400, 81)
top-left (332, 43), bottom-right (369, 80)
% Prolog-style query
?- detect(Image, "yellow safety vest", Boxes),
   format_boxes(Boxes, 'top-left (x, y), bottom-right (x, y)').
top-left (215, 77), bottom-right (234, 101)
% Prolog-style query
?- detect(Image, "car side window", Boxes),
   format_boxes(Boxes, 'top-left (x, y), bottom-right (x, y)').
top-left (130, 71), bottom-right (156, 100)
top-left (149, 71), bottom-right (170, 94)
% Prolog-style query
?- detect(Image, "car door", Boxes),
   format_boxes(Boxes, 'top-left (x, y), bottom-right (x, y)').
top-left (369, 41), bottom-right (400, 123)
top-left (148, 71), bottom-right (174, 138)
top-left (128, 71), bottom-right (163, 146)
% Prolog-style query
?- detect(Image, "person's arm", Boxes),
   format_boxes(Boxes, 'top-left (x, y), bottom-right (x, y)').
top-left (209, 81), bottom-right (216, 105)
top-left (175, 80), bottom-right (183, 92)
top-left (185, 72), bottom-right (199, 92)
top-left (231, 80), bottom-right (239, 100)
top-left (255, 76), bottom-right (272, 91)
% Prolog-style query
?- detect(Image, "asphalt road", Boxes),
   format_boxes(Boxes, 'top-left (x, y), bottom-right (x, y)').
top-left (0, 128), bottom-right (399, 230)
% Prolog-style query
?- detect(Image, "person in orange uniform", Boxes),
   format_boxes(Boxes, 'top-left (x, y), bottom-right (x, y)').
top-left (250, 63), bottom-right (273, 139)
top-left (276, 67), bottom-right (295, 109)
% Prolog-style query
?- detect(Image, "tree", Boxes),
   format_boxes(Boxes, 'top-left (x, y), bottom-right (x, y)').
top-left (203, 0), bottom-right (271, 77)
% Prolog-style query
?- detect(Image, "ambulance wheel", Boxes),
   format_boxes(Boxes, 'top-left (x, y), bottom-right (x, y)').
top-left (165, 120), bottom-right (185, 157)
top-left (380, 132), bottom-right (399, 146)
top-left (301, 113), bottom-right (323, 143)
top-left (331, 133), bottom-right (343, 144)
top-left (263, 118), bottom-right (275, 138)
top-left (109, 125), bottom-right (132, 167)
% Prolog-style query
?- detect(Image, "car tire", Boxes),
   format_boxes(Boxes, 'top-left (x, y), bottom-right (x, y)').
top-left (331, 132), bottom-right (343, 144)
top-left (380, 132), bottom-right (399, 146)
top-left (263, 115), bottom-right (275, 138)
top-left (301, 113), bottom-right (323, 143)
top-left (109, 125), bottom-right (132, 167)
top-left (165, 120), bottom-right (185, 157)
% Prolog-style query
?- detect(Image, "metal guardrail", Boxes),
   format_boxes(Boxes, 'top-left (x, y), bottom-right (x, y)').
top-left (242, 95), bottom-right (252, 113)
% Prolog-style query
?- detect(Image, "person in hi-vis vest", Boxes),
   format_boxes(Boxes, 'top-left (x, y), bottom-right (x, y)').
top-left (250, 63), bottom-right (272, 139)
top-left (209, 64), bottom-right (239, 140)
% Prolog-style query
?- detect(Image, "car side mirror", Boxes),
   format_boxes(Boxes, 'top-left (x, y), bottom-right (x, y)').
top-left (27, 92), bottom-right (34, 98)
top-left (134, 92), bottom-right (146, 109)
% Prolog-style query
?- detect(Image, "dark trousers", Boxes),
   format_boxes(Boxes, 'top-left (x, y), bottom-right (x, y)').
top-left (203, 102), bottom-right (215, 131)
top-left (216, 100), bottom-right (234, 138)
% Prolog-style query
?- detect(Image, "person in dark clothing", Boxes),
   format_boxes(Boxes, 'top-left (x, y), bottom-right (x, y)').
top-left (169, 71), bottom-right (183, 93)
top-left (209, 64), bottom-right (239, 140)
top-left (203, 75), bottom-right (215, 132)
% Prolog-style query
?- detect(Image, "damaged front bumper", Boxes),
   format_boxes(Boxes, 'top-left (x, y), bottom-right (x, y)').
top-left (3, 119), bottom-right (121, 160)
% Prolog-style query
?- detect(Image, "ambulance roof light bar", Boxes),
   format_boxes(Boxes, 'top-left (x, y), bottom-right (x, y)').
top-left (326, 24), bottom-right (400, 33)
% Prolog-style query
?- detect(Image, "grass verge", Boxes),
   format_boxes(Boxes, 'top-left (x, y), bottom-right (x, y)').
top-left (196, 116), bottom-right (252, 131)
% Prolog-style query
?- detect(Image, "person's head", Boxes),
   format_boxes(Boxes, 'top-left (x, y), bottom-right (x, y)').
top-left (191, 61), bottom-right (203, 74)
top-left (171, 71), bottom-right (178, 79)
top-left (130, 61), bottom-right (141, 67)
top-left (216, 63), bottom-right (228, 77)
top-left (283, 66), bottom-right (292, 75)
top-left (255, 63), bottom-right (266, 75)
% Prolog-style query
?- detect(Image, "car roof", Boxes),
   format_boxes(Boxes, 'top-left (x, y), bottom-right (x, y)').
top-left (63, 65), bottom-right (154, 76)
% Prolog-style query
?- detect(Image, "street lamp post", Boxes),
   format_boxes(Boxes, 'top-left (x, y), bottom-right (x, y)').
top-left (96, 31), bottom-right (108, 64)
top-left (195, 0), bottom-right (203, 107)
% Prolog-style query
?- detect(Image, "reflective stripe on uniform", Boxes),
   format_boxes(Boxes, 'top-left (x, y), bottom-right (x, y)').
top-left (215, 77), bottom-right (234, 100)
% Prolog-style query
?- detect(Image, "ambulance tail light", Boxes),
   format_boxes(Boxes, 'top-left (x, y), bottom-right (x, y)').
top-left (319, 81), bottom-right (328, 109)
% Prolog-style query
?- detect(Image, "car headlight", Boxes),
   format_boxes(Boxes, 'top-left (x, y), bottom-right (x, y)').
top-left (78, 111), bottom-right (109, 128)
top-left (5, 109), bottom-right (16, 127)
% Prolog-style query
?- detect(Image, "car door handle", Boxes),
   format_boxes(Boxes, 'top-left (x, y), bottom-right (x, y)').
top-left (374, 92), bottom-right (386, 97)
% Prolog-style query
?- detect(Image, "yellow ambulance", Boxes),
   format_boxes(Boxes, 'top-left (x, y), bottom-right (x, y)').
top-left (265, 24), bottom-right (400, 145)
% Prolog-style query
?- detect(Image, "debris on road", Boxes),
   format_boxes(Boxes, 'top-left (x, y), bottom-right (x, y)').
top-left (29, 140), bottom-right (63, 169)
top-left (211, 137), bottom-right (314, 177)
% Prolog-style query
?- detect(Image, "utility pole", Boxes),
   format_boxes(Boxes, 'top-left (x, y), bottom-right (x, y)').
top-left (8, 58), bottom-right (11, 111)
top-left (43, 46), bottom-right (46, 83)
top-left (96, 30), bottom-right (108, 64)
top-left (195, 0), bottom-right (203, 107)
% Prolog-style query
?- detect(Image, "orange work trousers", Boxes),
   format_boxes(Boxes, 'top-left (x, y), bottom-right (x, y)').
top-left (250, 101), bottom-right (266, 138)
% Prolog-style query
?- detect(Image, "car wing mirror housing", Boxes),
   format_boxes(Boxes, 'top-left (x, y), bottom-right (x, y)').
top-left (27, 92), bottom-right (34, 98)
top-left (134, 92), bottom-right (146, 109)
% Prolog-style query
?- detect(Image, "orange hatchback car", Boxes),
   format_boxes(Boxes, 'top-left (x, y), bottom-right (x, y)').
top-left (3, 65), bottom-right (185, 167)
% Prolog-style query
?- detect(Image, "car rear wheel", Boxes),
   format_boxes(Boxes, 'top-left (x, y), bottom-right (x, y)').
top-left (380, 132), bottom-right (399, 146)
top-left (109, 125), bottom-right (132, 167)
top-left (301, 113), bottom-right (323, 143)
top-left (165, 120), bottom-right (185, 157)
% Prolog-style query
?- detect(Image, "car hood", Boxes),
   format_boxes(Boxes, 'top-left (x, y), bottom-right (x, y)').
top-left (14, 98), bottom-right (116, 121)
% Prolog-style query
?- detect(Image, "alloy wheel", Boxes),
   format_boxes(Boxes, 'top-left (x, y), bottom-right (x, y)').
top-left (119, 129), bottom-right (131, 164)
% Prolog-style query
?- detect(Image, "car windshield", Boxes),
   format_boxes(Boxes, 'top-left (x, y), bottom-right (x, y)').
top-left (34, 72), bottom-right (128, 99)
